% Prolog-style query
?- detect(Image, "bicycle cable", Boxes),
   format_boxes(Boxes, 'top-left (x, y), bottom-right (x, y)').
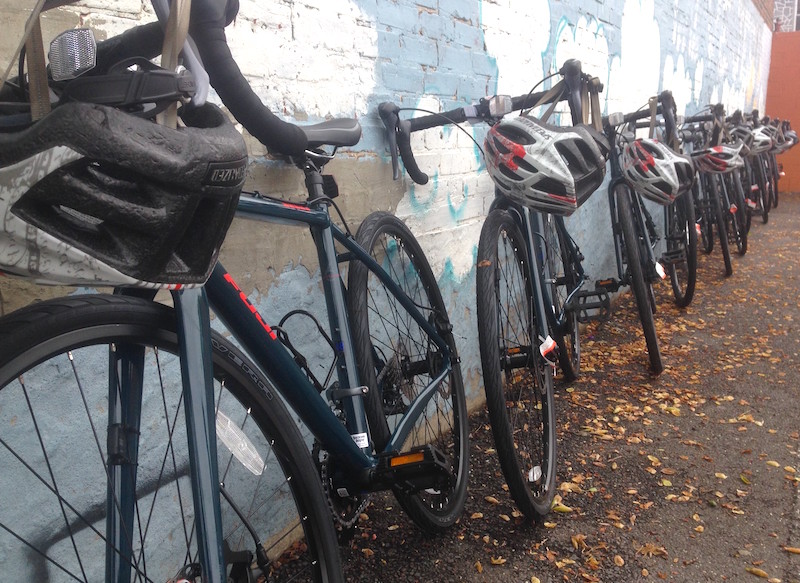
top-left (520, 70), bottom-right (559, 117)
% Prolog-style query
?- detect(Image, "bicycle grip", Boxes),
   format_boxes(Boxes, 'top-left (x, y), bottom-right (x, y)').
top-left (396, 119), bottom-right (429, 185)
top-left (377, 102), bottom-right (430, 185)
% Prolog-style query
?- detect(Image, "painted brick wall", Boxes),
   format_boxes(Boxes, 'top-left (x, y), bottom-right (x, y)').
top-left (0, 0), bottom-right (774, 410)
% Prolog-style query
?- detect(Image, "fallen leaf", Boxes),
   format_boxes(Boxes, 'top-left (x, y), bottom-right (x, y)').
top-left (471, 511), bottom-right (484, 519)
top-left (745, 566), bottom-right (769, 578)
top-left (715, 472), bottom-right (728, 480)
top-left (485, 495), bottom-right (501, 504)
top-left (766, 461), bottom-right (780, 468)
top-left (571, 534), bottom-right (587, 550)
top-left (782, 546), bottom-right (800, 554)
top-left (362, 548), bottom-right (374, 557)
top-left (475, 560), bottom-right (483, 573)
top-left (614, 555), bottom-right (625, 566)
top-left (387, 524), bottom-right (399, 531)
top-left (636, 543), bottom-right (668, 557)
top-left (490, 556), bottom-right (507, 565)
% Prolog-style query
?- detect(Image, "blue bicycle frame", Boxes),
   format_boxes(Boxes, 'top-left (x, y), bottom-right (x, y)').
top-left (111, 189), bottom-right (455, 582)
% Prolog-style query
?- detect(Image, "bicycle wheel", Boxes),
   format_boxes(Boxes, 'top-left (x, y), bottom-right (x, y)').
top-left (760, 154), bottom-right (774, 213)
top-left (542, 214), bottom-right (581, 381)
top-left (616, 185), bottom-right (663, 374)
top-left (665, 193), bottom-right (697, 308)
top-left (750, 157), bottom-right (770, 224)
top-left (725, 172), bottom-right (748, 256)
top-left (707, 174), bottom-right (733, 276)
top-left (738, 161), bottom-right (754, 235)
top-left (0, 295), bottom-right (342, 583)
top-left (694, 176), bottom-right (714, 254)
top-left (768, 153), bottom-right (779, 208)
top-left (475, 209), bottom-right (557, 521)
top-left (347, 211), bottom-right (469, 534)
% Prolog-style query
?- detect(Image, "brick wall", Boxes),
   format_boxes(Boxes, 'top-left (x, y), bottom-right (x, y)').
top-left (0, 0), bottom-right (775, 406)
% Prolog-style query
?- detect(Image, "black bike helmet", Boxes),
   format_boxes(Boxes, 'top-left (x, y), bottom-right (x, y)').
top-left (0, 100), bottom-right (247, 287)
top-left (484, 115), bottom-right (609, 216)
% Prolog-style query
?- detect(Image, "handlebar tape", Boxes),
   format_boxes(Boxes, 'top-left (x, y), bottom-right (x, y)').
top-left (397, 117), bottom-right (429, 184)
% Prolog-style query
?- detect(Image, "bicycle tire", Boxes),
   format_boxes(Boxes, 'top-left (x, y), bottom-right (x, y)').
top-left (750, 157), bottom-right (770, 224)
top-left (0, 295), bottom-right (342, 583)
top-left (760, 154), bottom-right (773, 213)
top-left (616, 185), bottom-right (663, 375)
top-left (768, 153), bottom-right (779, 208)
top-left (738, 161), bottom-right (754, 235)
top-left (346, 211), bottom-right (469, 534)
top-left (694, 177), bottom-right (714, 254)
top-left (726, 172), bottom-right (748, 256)
top-left (707, 174), bottom-right (733, 276)
top-left (666, 193), bottom-right (697, 308)
top-left (542, 214), bottom-right (581, 381)
top-left (475, 209), bottom-right (557, 521)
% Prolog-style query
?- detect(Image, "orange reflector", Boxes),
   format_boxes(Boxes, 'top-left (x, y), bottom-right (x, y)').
top-left (390, 452), bottom-right (425, 467)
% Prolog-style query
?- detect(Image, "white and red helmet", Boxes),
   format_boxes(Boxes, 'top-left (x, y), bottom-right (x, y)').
top-left (690, 142), bottom-right (745, 174)
top-left (483, 115), bottom-right (609, 216)
top-left (621, 139), bottom-right (695, 205)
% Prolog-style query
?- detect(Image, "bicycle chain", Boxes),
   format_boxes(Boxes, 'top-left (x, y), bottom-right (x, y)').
top-left (316, 444), bottom-right (369, 530)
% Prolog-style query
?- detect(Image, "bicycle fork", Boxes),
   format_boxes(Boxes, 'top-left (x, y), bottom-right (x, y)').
top-left (106, 288), bottom-right (226, 583)
top-left (521, 207), bottom-right (559, 368)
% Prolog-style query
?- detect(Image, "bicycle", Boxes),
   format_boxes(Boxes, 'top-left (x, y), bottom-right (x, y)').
top-left (379, 60), bottom-right (611, 521)
top-left (596, 99), bottom-right (697, 376)
top-left (682, 110), bottom-right (735, 277)
top-left (682, 104), bottom-right (748, 277)
top-left (628, 91), bottom-right (698, 308)
top-left (0, 7), bottom-right (469, 582)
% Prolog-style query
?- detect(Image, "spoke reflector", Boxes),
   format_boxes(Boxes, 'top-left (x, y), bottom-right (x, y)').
top-left (216, 411), bottom-right (264, 475)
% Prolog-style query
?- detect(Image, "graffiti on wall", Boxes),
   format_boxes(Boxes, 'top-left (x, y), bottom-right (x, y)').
top-left (0, 0), bottom-right (773, 397)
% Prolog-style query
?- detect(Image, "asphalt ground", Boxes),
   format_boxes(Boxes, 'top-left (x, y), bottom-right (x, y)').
top-left (340, 191), bottom-right (800, 582)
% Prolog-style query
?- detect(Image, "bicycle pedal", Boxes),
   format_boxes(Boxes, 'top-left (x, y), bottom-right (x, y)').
top-left (573, 288), bottom-right (612, 323)
top-left (660, 248), bottom-right (686, 265)
top-left (373, 445), bottom-right (453, 493)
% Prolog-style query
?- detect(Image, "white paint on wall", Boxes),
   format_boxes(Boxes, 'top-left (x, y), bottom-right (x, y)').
top-left (481, 0), bottom-right (549, 96)
top-left (662, 53), bottom-right (693, 114)
top-left (609, 0), bottom-right (662, 113)
top-left (229, 0), bottom-right (377, 118)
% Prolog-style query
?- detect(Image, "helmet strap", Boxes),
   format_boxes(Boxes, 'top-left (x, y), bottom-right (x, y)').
top-left (157, 0), bottom-right (192, 129)
top-left (24, 14), bottom-right (52, 121)
top-left (648, 96), bottom-right (658, 140)
top-left (588, 77), bottom-right (603, 132)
